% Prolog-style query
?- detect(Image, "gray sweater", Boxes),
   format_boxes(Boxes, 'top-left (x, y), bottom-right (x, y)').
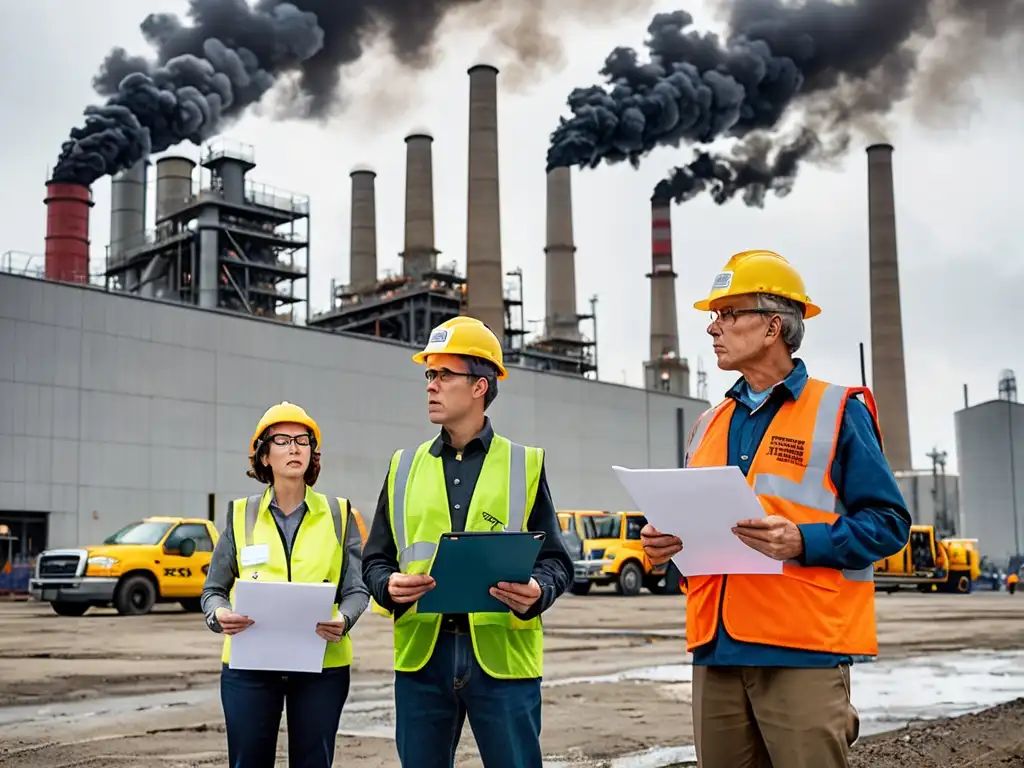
top-left (201, 494), bottom-right (370, 634)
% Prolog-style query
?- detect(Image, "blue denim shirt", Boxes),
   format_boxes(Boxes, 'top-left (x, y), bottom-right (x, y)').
top-left (692, 359), bottom-right (911, 668)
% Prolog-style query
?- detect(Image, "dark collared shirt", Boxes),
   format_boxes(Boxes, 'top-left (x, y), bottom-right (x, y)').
top-left (361, 417), bottom-right (573, 622)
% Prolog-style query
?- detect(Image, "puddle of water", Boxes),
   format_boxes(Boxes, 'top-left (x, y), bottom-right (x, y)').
top-left (5, 649), bottom-right (1021, 767)
top-left (546, 649), bottom-right (1024, 767)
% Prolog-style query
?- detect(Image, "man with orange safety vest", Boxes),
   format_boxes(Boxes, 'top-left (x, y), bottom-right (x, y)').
top-left (641, 250), bottom-right (911, 768)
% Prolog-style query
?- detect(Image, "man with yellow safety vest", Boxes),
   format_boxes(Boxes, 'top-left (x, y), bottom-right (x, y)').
top-left (201, 402), bottom-right (369, 768)
top-left (362, 316), bottom-right (573, 768)
top-left (641, 251), bottom-right (911, 768)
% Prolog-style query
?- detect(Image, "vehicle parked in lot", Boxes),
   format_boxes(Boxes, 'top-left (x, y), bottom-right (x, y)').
top-left (569, 510), bottom-right (681, 597)
top-left (30, 517), bottom-right (218, 616)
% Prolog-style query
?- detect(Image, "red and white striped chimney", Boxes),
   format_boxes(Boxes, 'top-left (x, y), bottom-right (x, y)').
top-left (644, 197), bottom-right (689, 395)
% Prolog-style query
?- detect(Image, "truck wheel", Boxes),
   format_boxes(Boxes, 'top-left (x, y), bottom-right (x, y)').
top-left (179, 598), bottom-right (203, 612)
top-left (953, 572), bottom-right (971, 594)
top-left (616, 561), bottom-right (644, 597)
top-left (52, 601), bottom-right (89, 617)
top-left (569, 581), bottom-right (592, 596)
top-left (115, 575), bottom-right (157, 616)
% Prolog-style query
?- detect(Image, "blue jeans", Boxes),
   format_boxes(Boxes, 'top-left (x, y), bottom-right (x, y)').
top-left (395, 628), bottom-right (543, 768)
top-left (220, 663), bottom-right (351, 768)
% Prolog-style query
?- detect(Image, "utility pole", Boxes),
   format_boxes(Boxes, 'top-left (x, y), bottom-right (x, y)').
top-left (926, 446), bottom-right (951, 537)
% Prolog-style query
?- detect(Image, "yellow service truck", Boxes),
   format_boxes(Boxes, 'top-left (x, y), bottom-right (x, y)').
top-left (30, 516), bottom-right (218, 616)
top-left (874, 524), bottom-right (981, 594)
top-left (569, 510), bottom-right (682, 596)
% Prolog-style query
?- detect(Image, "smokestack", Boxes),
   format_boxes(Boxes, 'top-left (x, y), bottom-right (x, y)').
top-left (866, 143), bottom-right (912, 470)
top-left (349, 166), bottom-right (377, 293)
top-left (544, 166), bottom-right (579, 340)
top-left (644, 198), bottom-right (689, 396)
top-left (155, 156), bottom-right (196, 223)
top-left (109, 160), bottom-right (149, 291)
top-left (44, 181), bottom-right (94, 284)
top-left (402, 131), bottom-right (438, 280)
top-left (465, 63), bottom-right (505, 341)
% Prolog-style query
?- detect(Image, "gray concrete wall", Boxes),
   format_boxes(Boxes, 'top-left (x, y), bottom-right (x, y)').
top-left (0, 272), bottom-right (709, 549)
top-left (954, 399), bottom-right (1024, 565)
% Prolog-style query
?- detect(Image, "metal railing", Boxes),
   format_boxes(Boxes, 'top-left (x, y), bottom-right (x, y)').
top-left (202, 137), bottom-right (256, 166)
top-left (1, 250), bottom-right (106, 286)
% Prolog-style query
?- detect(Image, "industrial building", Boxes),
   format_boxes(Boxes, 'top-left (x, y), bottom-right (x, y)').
top-left (0, 62), bottom-right (710, 558)
top-left (955, 371), bottom-right (1024, 568)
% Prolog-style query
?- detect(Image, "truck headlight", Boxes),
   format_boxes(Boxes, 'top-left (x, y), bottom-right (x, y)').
top-left (87, 556), bottom-right (118, 568)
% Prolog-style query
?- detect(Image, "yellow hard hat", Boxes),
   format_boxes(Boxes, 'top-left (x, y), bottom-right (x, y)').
top-left (250, 401), bottom-right (322, 451)
top-left (411, 316), bottom-right (508, 379)
top-left (694, 250), bottom-right (821, 319)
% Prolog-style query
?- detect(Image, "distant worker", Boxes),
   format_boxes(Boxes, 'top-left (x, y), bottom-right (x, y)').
top-left (361, 316), bottom-right (573, 768)
top-left (1008, 571), bottom-right (1018, 595)
top-left (640, 251), bottom-right (911, 768)
top-left (201, 401), bottom-right (369, 768)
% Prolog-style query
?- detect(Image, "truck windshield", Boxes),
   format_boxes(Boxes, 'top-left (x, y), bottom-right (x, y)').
top-left (583, 515), bottom-right (620, 540)
top-left (103, 521), bottom-right (174, 545)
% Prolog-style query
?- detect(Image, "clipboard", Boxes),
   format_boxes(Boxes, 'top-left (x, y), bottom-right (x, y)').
top-left (416, 531), bottom-right (546, 615)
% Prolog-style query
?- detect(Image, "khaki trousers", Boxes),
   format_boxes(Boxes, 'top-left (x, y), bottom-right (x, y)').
top-left (692, 664), bottom-right (860, 768)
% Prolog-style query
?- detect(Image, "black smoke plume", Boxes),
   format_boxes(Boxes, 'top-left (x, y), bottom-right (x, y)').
top-left (547, 0), bottom-right (1024, 207)
top-left (53, 0), bottom-right (645, 187)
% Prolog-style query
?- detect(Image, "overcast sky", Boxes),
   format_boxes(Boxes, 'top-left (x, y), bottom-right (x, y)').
top-left (2, 0), bottom-right (1021, 473)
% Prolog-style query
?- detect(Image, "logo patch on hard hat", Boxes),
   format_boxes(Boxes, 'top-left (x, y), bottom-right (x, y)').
top-left (711, 271), bottom-right (733, 290)
top-left (423, 327), bottom-right (451, 353)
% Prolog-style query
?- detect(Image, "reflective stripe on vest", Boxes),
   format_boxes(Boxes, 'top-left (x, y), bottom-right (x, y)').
top-left (386, 435), bottom-right (544, 679)
top-left (391, 439), bottom-right (529, 570)
top-left (243, 492), bottom-right (345, 549)
top-left (221, 487), bottom-right (353, 668)
top-left (684, 378), bottom-right (879, 656)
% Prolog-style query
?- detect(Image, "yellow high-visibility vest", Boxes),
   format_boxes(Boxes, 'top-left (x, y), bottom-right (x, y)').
top-left (386, 435), bottom-right (545, 679)
top-left (220, 486), bottom-right (354, 668)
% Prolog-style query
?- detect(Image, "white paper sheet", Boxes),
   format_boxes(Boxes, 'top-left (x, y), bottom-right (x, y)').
top-left (229, 580), bottom-right (337, 673)
top-left (612, 465), bottom-right (783, 576)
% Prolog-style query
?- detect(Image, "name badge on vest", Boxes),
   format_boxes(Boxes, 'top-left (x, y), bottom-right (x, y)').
top-left (240, 543), bottom-right (270, 567)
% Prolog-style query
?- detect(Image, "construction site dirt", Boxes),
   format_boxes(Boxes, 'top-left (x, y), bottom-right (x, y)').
top-left (1, 591), bottom-right (1022, 767)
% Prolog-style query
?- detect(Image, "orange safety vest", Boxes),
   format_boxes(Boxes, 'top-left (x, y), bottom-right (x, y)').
top-left (683, 377), bottom-right (880, 656)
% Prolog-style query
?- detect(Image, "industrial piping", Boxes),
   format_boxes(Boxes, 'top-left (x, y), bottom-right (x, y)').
top-left (402, 131), bottom-right (439, 280)
top-left (544, 166), bottom-right (580, 341)
top-left (44, 181), bottom-right (94, 284)
top-left (465, 64), bottom-right (505, 341)
top-left (866, 143), bottom-right (912, 471)
top-left (349, 166), bottom-right (378, 293)
top-left (644, 197), bottom-right (689, 396)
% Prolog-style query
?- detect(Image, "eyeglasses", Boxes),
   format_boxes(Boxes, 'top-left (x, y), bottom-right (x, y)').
top-left (267, 433), bottom-right (312, 447)
top-left (425, 368), bottom-right (478, 383)
top-left (709, 308), bottom-right (783, 327)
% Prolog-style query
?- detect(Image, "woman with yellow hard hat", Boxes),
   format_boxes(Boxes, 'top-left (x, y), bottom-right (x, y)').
top-left (200, 401), bottom-right (369, 768)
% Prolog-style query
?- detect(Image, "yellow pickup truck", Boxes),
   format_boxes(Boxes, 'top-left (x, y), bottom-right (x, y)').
top-left (569, 510), bottom-right (682, 596)
top-left (30, 516), bottom-right (218, 617)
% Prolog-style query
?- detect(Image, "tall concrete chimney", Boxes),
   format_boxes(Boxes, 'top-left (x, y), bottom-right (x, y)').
top-left (867, 143), bottom-right (912, 470)
top-left (644, 198), bottom-right (690, 396)
top-left (109, 160), bottom-right (149, 291)
top-left (465, 64), bottom-right (505, 341)
top-left (402, 131), bottom-right (439, 280)
top-left (349, 166), bottom-right (377, 293)
top-left (544, 166), bottom-right (580, 341)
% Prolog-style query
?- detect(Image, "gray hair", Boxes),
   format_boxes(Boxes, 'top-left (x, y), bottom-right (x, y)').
top-left (466, 357), bottom-right (500, 409)
top-left (756, 293), bottom-right (805, 353)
